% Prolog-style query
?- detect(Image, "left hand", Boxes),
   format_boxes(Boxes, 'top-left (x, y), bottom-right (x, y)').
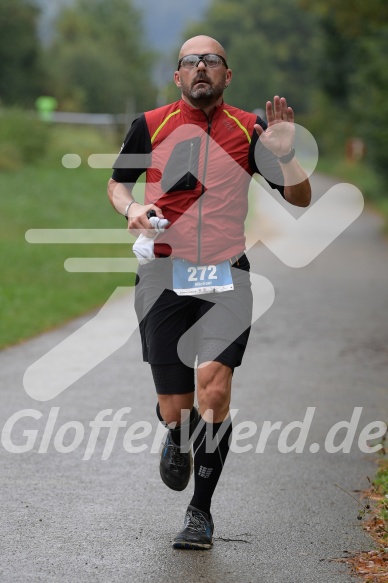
top-left (254, 95), bottom-right (295, 157)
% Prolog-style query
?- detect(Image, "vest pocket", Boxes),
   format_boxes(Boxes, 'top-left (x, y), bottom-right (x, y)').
top-left (161, 137), bottom-right (201, 193)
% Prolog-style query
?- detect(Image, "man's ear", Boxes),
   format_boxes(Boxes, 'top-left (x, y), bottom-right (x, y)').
top-left (174, 71), bottom-right (181, 88)
top-left (225, 68), bottom-right (232, 89)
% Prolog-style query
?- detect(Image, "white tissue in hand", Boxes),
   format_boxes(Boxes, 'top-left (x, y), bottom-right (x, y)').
top-left (132, 216), bottom-right (170, 264)
top-left (149, 216), bottom-right (170, 233)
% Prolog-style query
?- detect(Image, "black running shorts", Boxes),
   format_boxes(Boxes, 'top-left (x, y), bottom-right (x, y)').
top-left (134, 254), bottom-right (253, 394)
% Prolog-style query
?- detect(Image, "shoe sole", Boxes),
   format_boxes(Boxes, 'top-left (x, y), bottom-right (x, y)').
top-left (172, 541), bottom-right (212, 550)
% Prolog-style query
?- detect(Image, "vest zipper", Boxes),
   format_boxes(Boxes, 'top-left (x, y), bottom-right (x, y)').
top-left (186, 140), bottom-right (194, 187)
top-left (197, 117), bottom-right (212, 264)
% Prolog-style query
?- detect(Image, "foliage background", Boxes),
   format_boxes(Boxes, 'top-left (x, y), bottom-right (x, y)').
top-left (0, 0), bottom-right (387, 347)
top-left (1, 0), bottom-right (387, 179)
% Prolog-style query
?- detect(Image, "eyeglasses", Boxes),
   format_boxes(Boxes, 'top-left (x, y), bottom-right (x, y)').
top-left (177, 53), bottom-right (228, 70)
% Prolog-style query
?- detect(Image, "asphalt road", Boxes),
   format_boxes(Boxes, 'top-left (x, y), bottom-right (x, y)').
top-left (1, 173), bottom-right (388, 582)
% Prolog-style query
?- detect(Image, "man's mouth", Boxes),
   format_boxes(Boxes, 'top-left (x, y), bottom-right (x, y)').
top-left (193, 77), bottom-right (210, 86)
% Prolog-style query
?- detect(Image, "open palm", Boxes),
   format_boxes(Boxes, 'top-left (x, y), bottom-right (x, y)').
top-left (254, 95), bottom-right (295, 157)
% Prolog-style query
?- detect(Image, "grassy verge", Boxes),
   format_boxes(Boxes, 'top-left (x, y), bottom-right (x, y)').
top-left (316, 156), bottom-right (388, 232)
top-left (344, 457), bottom-right (388, 582)
top-left (2, 123), bottom-right (387, 350)
top-left (0, 124), bottom-right (140, 349)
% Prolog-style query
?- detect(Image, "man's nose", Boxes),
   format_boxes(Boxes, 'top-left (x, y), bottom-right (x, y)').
top-left (196, 59), bottom-right (207, 70)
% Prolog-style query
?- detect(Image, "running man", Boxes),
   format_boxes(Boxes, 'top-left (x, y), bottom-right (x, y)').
top-left (107, 35), bottom-right (311, 549)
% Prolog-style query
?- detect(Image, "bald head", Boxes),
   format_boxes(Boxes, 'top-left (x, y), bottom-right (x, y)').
top-left (175, 35), bottom-right (232, 113)
top-left (179, 35), bottom-right (227, 61)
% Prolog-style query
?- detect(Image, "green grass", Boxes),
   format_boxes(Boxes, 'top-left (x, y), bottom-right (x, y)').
top-left (374, 462), bottom-right (388, 497)
top-left (0, 125), bottom-right (140, 349)
top-left (372, 458), bottom-right (388, 542)
top-left (2, 123), bottom-right (387, 350)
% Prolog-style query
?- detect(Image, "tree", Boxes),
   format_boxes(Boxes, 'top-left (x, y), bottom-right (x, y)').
top-left (46, 0), bottom-right (157, 113)
top-left (301, 0), bottom-right (388, 180)
top-left (350, 30), bottom-right (388, 181)
top-left (299, 0), bottom-right (388, 38)
top-left (0, 0), bottom-right (45, 106)
top-left (177, 0), bottom-right (320, 114)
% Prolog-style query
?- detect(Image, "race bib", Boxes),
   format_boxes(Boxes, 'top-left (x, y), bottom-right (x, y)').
top-left (172, 259), bottom-right (234, 296)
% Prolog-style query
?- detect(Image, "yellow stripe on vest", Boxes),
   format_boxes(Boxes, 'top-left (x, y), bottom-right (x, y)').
top-left (151, 109), bottom-right (181, 144)
top-left (223, 110), bottom-right (251, 143)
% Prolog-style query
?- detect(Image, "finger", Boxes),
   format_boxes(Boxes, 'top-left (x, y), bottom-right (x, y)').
top-left (129, 224), bottom-right (155, 238)
top-left (151, 205), bottom-right (164, 218)
top-left (145, 204), bottom-right (164, 219)
top-left (287, 107), bottom-right (294, 123)
top-left (145, 214), bottom-right (157, 231)
top-left (254, 123), bottom-right (264, 137)
top-left (266, 100), bottom-right (274, 124)
top-left (280, 97), bottom-right (288, 120)
top-left (142, 229), bottom-right (158, 239)
top-left (128, 215), bottom-right (153, 237)
top-left (273, 95), bottom-right (282, 120)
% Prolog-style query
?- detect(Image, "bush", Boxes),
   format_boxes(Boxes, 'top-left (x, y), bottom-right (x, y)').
top-left (0, 108), bottom-right (50, 169)
top-left (297, 92), bottom-right (353, 160)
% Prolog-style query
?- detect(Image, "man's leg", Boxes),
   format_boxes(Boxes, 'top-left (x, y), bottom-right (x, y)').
top-left (157, 393), bottom-right (195, 427)
top-left (191, 361), bottom-right (233, 511)
top-left (151, 363), bottom-right (199, 491)
top-left (173, 360), bottom-right (233, 550)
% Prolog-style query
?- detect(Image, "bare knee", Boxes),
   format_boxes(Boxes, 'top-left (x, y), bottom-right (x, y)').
top-left (158, 393), bottom-right (194, 426)
top-left (199, 385), bottom-right (230, 418)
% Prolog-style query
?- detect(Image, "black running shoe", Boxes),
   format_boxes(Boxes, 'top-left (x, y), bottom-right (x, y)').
top-left (173, 505), bottom-right (214, 550)
top-left (159, 430), bottom-right (193, 491)
top-left (159, 408), bottom-right (200, 491)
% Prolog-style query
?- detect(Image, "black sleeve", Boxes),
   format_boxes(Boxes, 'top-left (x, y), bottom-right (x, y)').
top-left (248, 116), bottom-right (285, 198)
top-left (111, 114), bottom-right (152, 184)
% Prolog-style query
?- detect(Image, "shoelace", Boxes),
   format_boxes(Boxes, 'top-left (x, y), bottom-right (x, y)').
top-left (184, 510), bottom-right (207, 533)
top-left (163, 434), bottom-right (188, 469)
top-left (168, 445), bottom-right (188, 469)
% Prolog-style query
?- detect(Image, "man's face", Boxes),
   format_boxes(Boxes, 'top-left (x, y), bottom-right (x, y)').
top-left (174, 42), bottom-right (232, 109)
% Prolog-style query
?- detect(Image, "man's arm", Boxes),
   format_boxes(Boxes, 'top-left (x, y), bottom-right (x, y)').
top-left (279, 158), bottom-right (311, 208)
top-left (107, 115), bottom-right (163, 236)
top-left (107, 178), bottom-right (163, 236)
top-left (254, 96), bottom-right (311, 208)
top-left (107, 177), bottom-right (136, 217)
